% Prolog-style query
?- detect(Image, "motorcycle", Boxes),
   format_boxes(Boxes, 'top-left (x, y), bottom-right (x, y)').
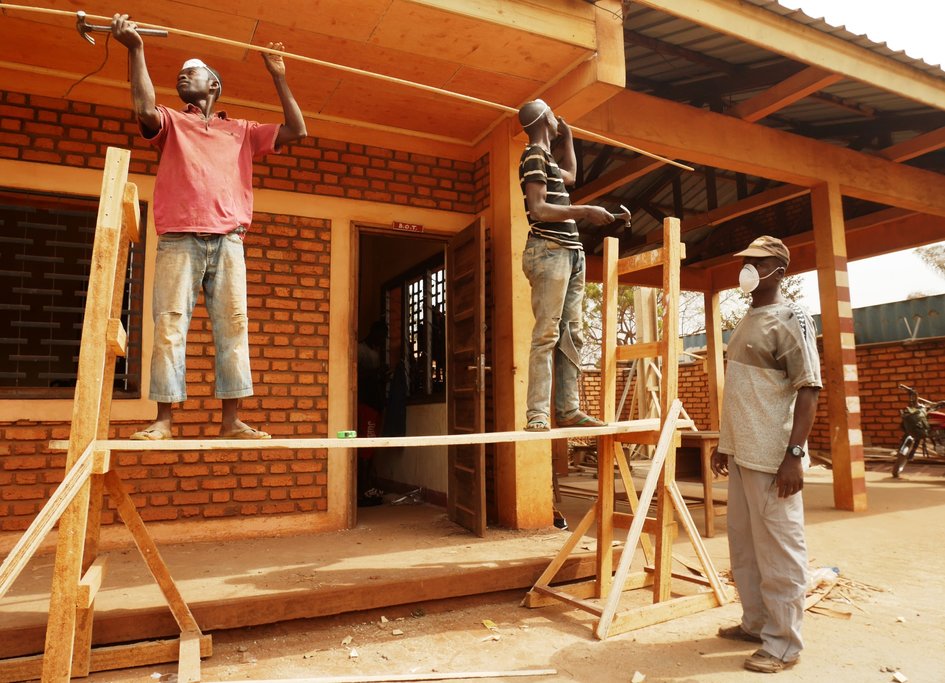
top-left (893, 384), bottom-right (945, 478)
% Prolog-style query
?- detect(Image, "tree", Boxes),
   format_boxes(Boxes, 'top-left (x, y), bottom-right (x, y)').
top-left (580, 274), bottom-right (807, 367)
top-left (917, 243), bottom-right (945, 280)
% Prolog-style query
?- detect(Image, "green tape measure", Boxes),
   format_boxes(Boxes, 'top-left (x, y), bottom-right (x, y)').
top-left (336, 430), bottom-right (357, 439)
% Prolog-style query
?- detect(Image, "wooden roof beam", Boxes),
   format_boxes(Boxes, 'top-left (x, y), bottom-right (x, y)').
top-left (728, 66), bottom-right (843, 122)
top-left (879, 126), bottom-right (945, 162)
top-left (577, 89), bottom-right (945, 217)
top-left (624, 29), bottom-right (740, 75)
top-left (633, 0), bottom-right (945, 111)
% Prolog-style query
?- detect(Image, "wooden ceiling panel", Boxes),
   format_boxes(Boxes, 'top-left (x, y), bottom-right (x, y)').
top-left (443, 66), bottom-right (540, 109)
top-left (370, 0), bottom-right (588, 82)
top-left (248, 22), bottom-right (460, 88)
top-left (175, 0), bottom-right (393, 43)
top-left (0, 0), bottom-right (258, 62)
top-left (321, 79), bottom-right (493, 140)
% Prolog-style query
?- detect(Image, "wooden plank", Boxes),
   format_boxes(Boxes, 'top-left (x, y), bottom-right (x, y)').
top-left (606, 591), bottom-right (722, 636)
top-left (76, 556), bottom-right (108, 610)
top-left (596, 435), bottom-right (615, 598)
top-left (92, 450), bottom-right (111, 475)
top-left (612, 512), bottom-right (674, 537)
top-left (178, 631), bottom-right (202, 683)
top-left (880, 126), bottom-right (945, 163)
top-left (531, 586), bottom-right (603, 616)
top-left (616, 341), bottom-right (661, 362)
top-left (667, 482), bottom-right (728, 605)
top-left (106, 318), bottom-right (127, 357)
top-left (121, 182), bottom-right (140, 243)
top-left (617, 248), bottom-right (667, 276)
top-left (42, 147), bottom-right (130, 683)
top-left (570, 157), bottom-right (664, 205)
top-left (204, 670), bottom-right (557, 683)
top-left (524, 578), bottom-right (598, 607)
top-left (612, 440), bottom-right (653, 564)
top-left (530, 506), bottom-right (597, 590)
top-left (679, 184), bottom-right (809, 235)
top-left (49, 418), bottom-right (691, 452)
top-left (703, 291), bottom-right (724, 431)
top-left (0, 637), bottom-right (211, 683)
top-left (104, 471), bottom-right (201, 634)
top-left (728, 67), bottom-right (842, 122)
top-left (601, 237), bottom-right (619, 423)
top-left (577, 89), bottom-right (945, 217)
top-left (0, 443), bottom-right (94, 601)
top-left (595, 401), bottom-right (683, 639)
top-left (653, 218), bottom-right (682, 603)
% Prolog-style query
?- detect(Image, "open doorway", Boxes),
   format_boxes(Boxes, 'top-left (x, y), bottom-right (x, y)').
top-left (356, 227), bottom-right (449, 511)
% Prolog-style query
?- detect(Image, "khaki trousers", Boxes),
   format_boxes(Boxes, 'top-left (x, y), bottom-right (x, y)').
top-left (727, 463), bottom-right (808, 661)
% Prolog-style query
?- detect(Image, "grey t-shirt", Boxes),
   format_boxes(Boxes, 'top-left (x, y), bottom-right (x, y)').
top-left (718, 302), bottom-right (822, 473)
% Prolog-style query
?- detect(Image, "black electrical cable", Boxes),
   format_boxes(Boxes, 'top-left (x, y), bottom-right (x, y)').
top-left (63, 33), bottom-right (111, 100)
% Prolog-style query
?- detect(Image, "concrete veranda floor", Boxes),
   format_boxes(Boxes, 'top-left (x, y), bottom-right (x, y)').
top-left (3, 463), bottom-right (945, 682)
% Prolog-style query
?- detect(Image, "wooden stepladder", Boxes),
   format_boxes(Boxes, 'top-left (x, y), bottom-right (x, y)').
top-left (525, 217), bottom-right (731, 639)
top-left (0, 148), bottom-right (209, 683)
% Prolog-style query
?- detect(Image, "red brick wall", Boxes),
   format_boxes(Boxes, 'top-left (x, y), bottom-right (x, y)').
top-left (0, 213), bottom-right (331, 532)
top-left (0, 91), bottom-right (477, 213)
top-left (581, 337), bottom-right (945, 452)
top-left (0, 89), bottom-right (489, 533)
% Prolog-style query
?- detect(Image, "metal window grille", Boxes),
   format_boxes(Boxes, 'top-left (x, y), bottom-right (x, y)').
top-left (402, 264), bottom-right (446, 397)
top-left (0, 188), bottom-right (146, 398)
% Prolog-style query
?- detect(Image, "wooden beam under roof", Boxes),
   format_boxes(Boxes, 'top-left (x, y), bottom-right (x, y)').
top-left (577, 89), bottom-right (945, 217)
top-left (879, 126), bottom-right (945, 162)
top-left (633, 0), bottom-right (945, 111)
top-left (728, 66), bottom-right (843, 122)
top-left (624, 28), bottom-right (740, 75)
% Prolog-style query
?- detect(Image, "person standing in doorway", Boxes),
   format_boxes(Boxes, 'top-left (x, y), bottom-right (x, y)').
top-left (111, 15), bottom-right (307, 440)
top-left (517, 99), bottom-right (621, 432)
top-left (710, 235), bottom-right (822, 674)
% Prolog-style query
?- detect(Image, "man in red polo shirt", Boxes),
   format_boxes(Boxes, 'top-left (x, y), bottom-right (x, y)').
top-left (111, 14), bottom-right (308, 440)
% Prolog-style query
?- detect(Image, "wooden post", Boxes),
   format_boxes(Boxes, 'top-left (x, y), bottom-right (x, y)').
top-left (42, 148), bottom-right (130, 683)
top-left (704, 290), bottom-right (724, 431)
top-left (596, 237), bottom-right (620, 595)
top-left (811, 181), bottom-right (867, 511)
top-left (489, 119), bottom-right (551, 529)
top-left (653, 217), bottom-right (681, 601)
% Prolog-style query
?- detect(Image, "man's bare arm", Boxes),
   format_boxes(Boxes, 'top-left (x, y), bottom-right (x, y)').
top-left (111, 14), bottom-right (161, 133)
top-left (262, 41), bottom-right (307, 147)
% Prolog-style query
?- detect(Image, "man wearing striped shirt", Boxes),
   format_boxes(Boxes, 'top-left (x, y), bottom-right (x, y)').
top-left (518, 99), bottom-right (617, 432)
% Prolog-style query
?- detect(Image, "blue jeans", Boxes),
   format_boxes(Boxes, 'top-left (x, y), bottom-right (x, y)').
top-left (521, 235), bottom-right (585, 422)
top-left (149, 232), bottom-right (252, 403)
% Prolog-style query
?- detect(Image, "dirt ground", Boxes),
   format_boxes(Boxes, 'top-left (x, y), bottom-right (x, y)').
top-left (77, 463), bottom-right (945, 682)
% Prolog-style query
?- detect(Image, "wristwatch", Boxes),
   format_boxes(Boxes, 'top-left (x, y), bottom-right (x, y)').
top-left (786, 444), bottom-right (805, 458)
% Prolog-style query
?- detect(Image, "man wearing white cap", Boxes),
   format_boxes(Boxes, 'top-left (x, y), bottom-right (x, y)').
top-left (111, 14), bottom-right (307, 440)
top-left (710, 235), bottom-right (822, 673)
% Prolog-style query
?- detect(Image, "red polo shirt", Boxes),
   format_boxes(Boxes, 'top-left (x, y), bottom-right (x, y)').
top-left (145, 104), bottom-right (281, 235)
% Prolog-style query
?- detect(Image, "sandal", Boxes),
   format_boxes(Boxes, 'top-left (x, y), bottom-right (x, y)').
top-left (743, 649), bottom-right (798, 673)
top-left (557, 412), bottom-right (606, 428)
top-left (221, 426), bottom-right (272, 440)
top-left (717, 624), bottom-right (762, 643)
top-left (130, 427), bottom-right (172, 440)
top-left (524, 417), bottom-right (550, 432)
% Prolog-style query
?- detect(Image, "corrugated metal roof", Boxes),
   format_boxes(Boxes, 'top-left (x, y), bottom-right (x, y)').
top-left (746, 1), bottom-right (945, 79)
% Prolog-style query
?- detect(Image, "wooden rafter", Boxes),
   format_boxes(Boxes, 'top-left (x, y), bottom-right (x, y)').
top-left (880, 126), bottom-right (945, 162)
top-left (728, 66), bottom-right (843, 122)
top-left (577, 89), bottom-right (945, 217)
top-left (624, 28), bottom-right (739, 75)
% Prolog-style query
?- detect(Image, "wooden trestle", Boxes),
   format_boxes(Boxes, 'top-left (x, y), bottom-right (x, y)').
top-left (524, 217), bottom-right (731, 638)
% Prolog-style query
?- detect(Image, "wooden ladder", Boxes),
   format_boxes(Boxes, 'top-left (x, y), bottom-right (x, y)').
top-left (525, 217), bottom-right (731, 638)
top-left (0, 147), bottom-right (209, 683)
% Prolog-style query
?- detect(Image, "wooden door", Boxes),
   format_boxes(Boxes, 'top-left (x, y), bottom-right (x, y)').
top-left (446, 217), bottom-right (487, 536)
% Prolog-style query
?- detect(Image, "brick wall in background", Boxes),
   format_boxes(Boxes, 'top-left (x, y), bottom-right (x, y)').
top-left (0, 91), bottom-right (477, 213)
top-left (580, 337), bottom-right (945, 454)
top-left (0, 213), bottom-right (332, 532)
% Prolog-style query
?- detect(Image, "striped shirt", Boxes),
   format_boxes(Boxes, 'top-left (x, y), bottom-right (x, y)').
top-left (519, 144), bottom-right (582, 249)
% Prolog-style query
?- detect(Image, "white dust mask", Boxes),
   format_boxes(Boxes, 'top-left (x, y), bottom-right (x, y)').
top-left (739, 264), bottom-right (782, 294)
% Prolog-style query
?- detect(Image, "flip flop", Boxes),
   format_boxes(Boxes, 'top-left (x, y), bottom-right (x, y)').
top-left (221, 426), bottom-right (272, 440)
top-left (557, 412), bottom-right (606, 428)
top-left (130, 427), bottom-right (172, 440)
top-left (524, 418), bottom-right (550, 432)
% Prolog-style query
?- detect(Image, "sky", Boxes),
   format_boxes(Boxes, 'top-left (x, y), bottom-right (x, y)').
top-left (769, 1), bottom-right (945, 311)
